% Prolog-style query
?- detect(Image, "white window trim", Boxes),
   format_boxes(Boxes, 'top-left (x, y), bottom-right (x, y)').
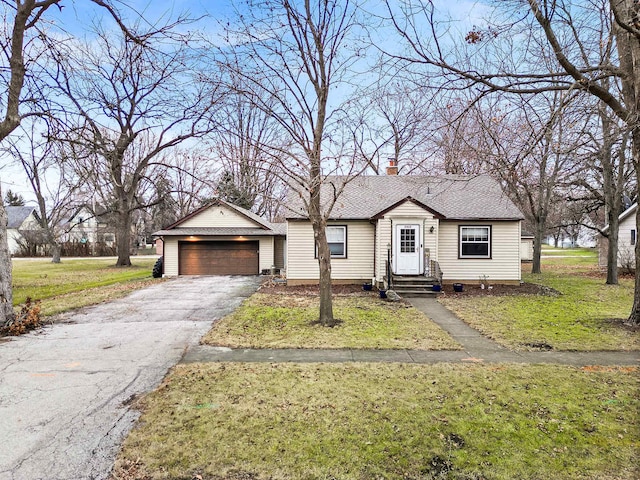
top-left (459, 225), bottom-right (491, 259)
top-left (315, 225), bottom-right (347, 259)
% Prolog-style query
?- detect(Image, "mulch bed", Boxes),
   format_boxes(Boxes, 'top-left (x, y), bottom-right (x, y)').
top-left (439, 282), bottom-right (560, 297)
top-left (259, 279), bottom-right (560, 298)
top-left (258, 282), bottom-right (370, 297)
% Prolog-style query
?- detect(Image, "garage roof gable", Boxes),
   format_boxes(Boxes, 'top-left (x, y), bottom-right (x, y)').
top-left (162, 199), bottom-right (274, 232)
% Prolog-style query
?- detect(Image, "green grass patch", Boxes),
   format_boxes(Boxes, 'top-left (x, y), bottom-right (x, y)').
top-left (440, 258), bottom-right (638, 351)
top-left (541, 246), bottom-right (597, 257)
top-left (116, 363), bottom-right (639, 480)
top-left (202, 293), bottom-right (460, 350)
top-left (12, 257), bottom-right (159, 316)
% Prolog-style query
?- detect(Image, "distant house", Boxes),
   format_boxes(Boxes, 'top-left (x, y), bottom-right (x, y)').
top-left (7, 206), bottom-right (42, 255)
top-left (520, 233), bottom-right (534, 262)
top-left (599, 203), bottom-right (637, 270)
top-left (63, 205), bottom-right (116, 246)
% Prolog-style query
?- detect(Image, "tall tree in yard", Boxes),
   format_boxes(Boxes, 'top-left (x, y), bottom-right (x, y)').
top-left (3, 120), bottom-right (82, 263)
top-left (221, 0), bottom-right (362, 326)
top-left (0, 0), bottom-right (136, 327)
top-left (52, 21), bottom-right (220, 267)
top-left (387, 0), bottom-right (640, 325)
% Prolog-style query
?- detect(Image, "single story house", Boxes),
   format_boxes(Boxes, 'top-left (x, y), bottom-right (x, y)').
top-left (7, 206), bottom-right (42, 255)
top-left (154, 199), bottom-right (286, 276)
top-left (599, 202), bottom-right (637, 270)
top-left (285, 172), bottom-right (524, 286)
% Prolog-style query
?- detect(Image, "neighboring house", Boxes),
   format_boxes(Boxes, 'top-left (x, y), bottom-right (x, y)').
top-left (155, 199), bottom-right (286, 276)
top-left (285, 172), bottom-right (524, 286)
top-left (7, 206), bottom-right (42, 255)
top-left (599, 202), bottom-right (637, 270)
top-left (520, 233), bottom-right (534, 262)
top-left (63, 205), bottom-right (116, 248)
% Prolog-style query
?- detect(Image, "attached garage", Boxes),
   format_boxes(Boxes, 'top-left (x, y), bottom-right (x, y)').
top-left (178, 241), bottom-right (259, 275)
top-left (154, 199), bottom-right (286, 277)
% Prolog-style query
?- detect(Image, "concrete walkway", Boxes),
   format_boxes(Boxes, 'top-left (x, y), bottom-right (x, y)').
top-left (182, 297), bottom-right (639, 367)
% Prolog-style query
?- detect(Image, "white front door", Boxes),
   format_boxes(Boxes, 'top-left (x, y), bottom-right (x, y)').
top-left (394, 224), bottom-right (421, 275)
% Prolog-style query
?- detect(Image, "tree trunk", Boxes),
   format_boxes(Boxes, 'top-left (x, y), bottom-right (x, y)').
top-left (0, 202), bottom-right (14, 327)
top-left (628, 129), bottom-right (640, 325)
top-left (313, 220), bottom-right (335, 326)
top-left (605, 209), bottom-right (620, 285)
top-left (115, 208), bottom-right (132, 267)
top-left (51, 243), bottom-right (61, 264)
top-left (613, 0), bottom-right (640, 325)
top-left (531, 220), bottom-right (545, 274)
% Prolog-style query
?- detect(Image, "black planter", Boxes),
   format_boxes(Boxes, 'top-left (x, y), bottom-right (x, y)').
top-left (453, 283), bottom-right (464, 292)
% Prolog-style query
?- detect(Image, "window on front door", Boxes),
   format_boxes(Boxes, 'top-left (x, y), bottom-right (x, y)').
top-left (400, 227), bottom-right (416, 253)
top-left (459, 226), bottom-right (491, 258)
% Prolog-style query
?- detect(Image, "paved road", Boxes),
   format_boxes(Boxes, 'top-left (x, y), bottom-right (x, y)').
top-left (0, 276), bottom-right (260, 480)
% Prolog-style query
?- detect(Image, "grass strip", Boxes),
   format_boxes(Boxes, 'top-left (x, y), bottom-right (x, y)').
top-left (12, 257), bottom-right (158, 316)
top-left (202, 293), bottom-right (460, 350)
top-left (440, 263), bottom-right (638, 352)
top-left (116, 363), bottom-right (639, 480)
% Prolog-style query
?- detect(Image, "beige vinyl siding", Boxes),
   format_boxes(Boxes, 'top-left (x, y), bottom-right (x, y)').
top-left (287, 221), bottom-right (374, 282)
top-left (179, 205), bottom-right (258, 228)
top-left (437, 220), bottom-right (521, 282)
top-left (375, 218), bottom-right (391, 282)
top-left (162, 236), bottom-right (274, 276)
top-left (374, 200), bottom-right (438, 280)
top-left (617, 211), bottom-right (637, 267)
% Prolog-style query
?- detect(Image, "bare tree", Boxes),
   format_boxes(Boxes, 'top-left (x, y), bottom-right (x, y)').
top-left (208, 88), bottom-right (287, 219)
top-left (569, 102), bottom-right (634, 284)
top-left (0, 0), bottom-right (136, 327)
top-left (221, 0), bottom-right (364, 326)
top-left (52, 20), bottom-right (220, 267)
top-left (350, 81), bottom-right (437, 174)
top-left (386, 0), bottom-right (640, 324)
top-left (3, 120), bottom-right (81, 263)
top-left (164, 149), bottom-right (216, 219)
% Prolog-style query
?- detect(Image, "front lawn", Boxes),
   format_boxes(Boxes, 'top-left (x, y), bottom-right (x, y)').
top-left (202, 292), bottom-right (460, 350)
top-left (439, 257), bottom-right (638, 351)
top-left (115, 363), bottom-right (639, 480)
top-left (12, 257), bottom-right (159, 316)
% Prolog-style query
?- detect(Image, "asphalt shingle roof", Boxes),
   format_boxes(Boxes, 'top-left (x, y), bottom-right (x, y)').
top-left (154, 227), bottom-right (282, 237)
top-left (6, 206), bottom-right (37, 229)
top-left (285, 174), bottom-right (524, 220)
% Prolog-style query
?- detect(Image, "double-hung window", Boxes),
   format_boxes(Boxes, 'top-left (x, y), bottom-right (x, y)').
top-left (459, 226), bottom-right (491, 258)
top-left (326, 225), bottom-right (347, 258)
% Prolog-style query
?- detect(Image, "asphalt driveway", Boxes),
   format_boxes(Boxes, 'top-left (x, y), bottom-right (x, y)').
top-left (0, 275), bottom-right (260, 480)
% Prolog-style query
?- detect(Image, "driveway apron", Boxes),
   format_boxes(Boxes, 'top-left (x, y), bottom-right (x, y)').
top-left (0, 275), bottom-right (259, 480)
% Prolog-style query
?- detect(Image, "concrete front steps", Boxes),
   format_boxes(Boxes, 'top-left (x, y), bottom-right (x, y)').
top-left (388, 275), bottom-right (441, 297)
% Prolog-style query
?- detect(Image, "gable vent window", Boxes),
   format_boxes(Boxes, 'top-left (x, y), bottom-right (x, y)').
top-left (459, 226), bottom-right (491, 258)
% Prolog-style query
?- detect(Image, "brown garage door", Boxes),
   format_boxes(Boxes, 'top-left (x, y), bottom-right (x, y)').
top-left (178, 241), bottom-right (259, 275)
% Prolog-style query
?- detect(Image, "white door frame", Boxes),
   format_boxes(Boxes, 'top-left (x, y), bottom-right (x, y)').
top-left (393, 223), bottom-right (422, 275)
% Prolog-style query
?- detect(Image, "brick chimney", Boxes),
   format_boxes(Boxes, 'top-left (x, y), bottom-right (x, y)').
top-left (386, 159), bottom-right (398, 175)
